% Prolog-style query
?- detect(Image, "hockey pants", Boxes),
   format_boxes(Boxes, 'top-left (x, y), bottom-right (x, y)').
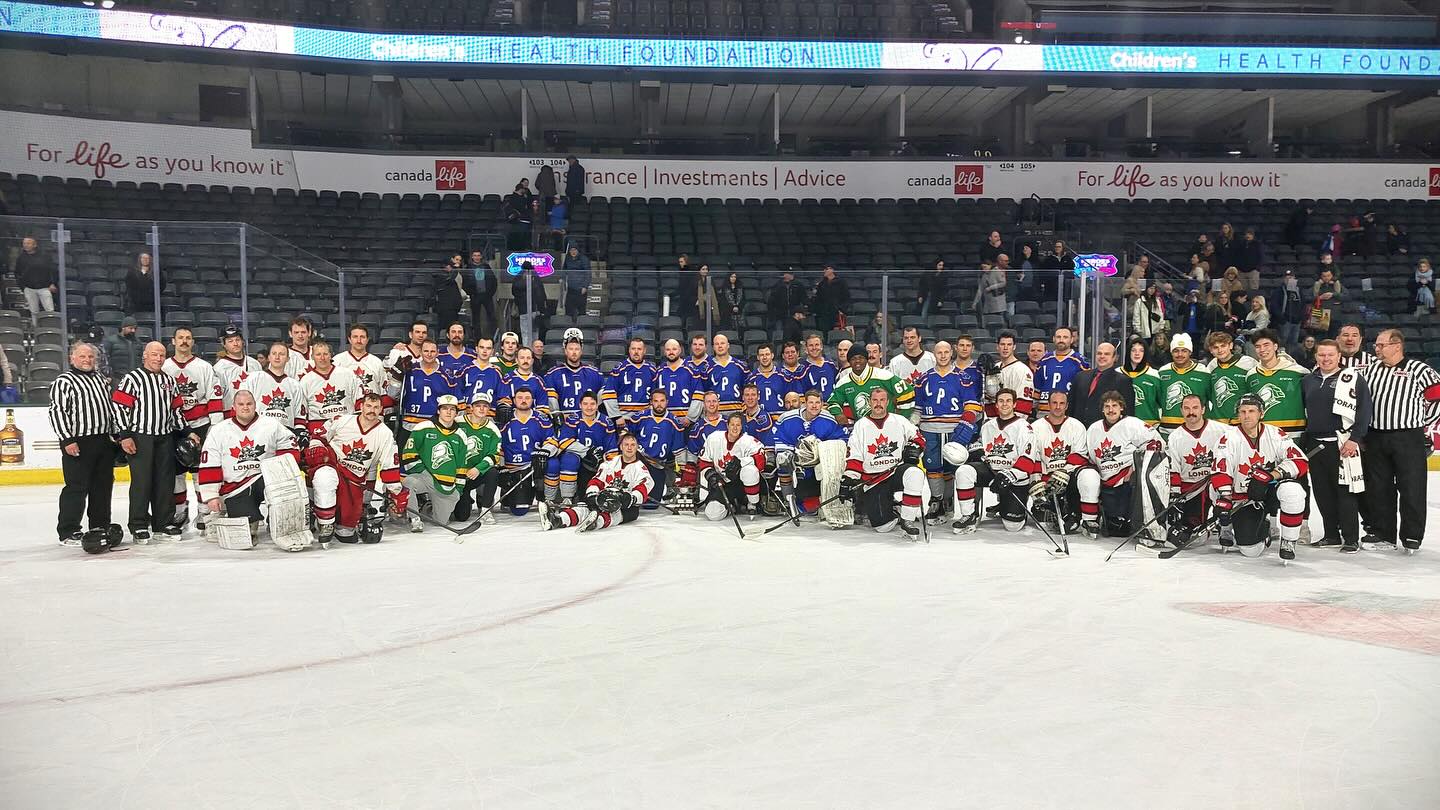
top-left (856, 464), bottom-right (926, 531)
top-left (402, 472), bottom-right (462, 523)
top-left (954, 462), bottom-right (1028, 531)
top-left (1076, 469), bottom-right (1137, 537)
top-left (550, 502), bottom-right (640, 531)
top-left (699, 464), bottom-right (760, 510)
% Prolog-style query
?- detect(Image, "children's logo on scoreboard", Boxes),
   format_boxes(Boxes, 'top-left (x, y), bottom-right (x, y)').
top-left (1073, 253), bottom-right (1119, 277)
top-left (506, 252), bottom-right (556, 277)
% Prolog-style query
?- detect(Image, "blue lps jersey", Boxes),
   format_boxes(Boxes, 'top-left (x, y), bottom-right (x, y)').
top-left (747, 368), bottom-right (795, 415)
top-left (684, 355), bottom-right (713, 379)
top-left (461, 364), bottom-right (505, 409)
top-left (739, 408), bottom-right (776, 446)
top-left (802, 358), bottom-right (838, 401)
top-left (500, 412), bottom-right (554, 470)
top-left (707, 357), bottom-right (749, 412)
top-left (548, 413), bottom-right (617, 459)
top-left (915, 366), bottom-right (985, 430)
top-left (402, 367), bottom-right (453, 425)
top-left (603, 361), bottom-right (659, 415)
top-left (1032, 351), bottom-right (1090, 413)
top-left (772, 409), bottom-right (847, 452)
top-left (437, 349), bottom-right (476, 384)
top-left (657, 362), bottom-right (702, 421)
top-left (545, 363), bottom-right (606, 416)
top-left (631, 412), bottom-right (686, 462)
top-left (686, 415), bottom-right (726, 456)
top-left (501, 371), bottom-right (552, 415)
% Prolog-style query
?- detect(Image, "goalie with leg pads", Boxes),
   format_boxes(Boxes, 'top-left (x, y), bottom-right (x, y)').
top-left (841, 387), bottom-right (927, 539)
top-left (540, 432), bottom-right (654, 532)
top-left (1213, 395), bottom-right (1311, 562)
top-left (197, 390), bottom-right (300, 547)
top-left (773, 389), bottom-right (848, 521)
top-left (698, 414), bottom-right (766, 520)
top-left (951, 388), bottom-right (1037, 534)
top-left (1076, 390), bottom-right (1163, 538)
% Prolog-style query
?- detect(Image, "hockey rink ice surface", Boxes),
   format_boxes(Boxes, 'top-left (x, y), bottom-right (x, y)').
top-left (2, 479), bottom-right (1438, 810)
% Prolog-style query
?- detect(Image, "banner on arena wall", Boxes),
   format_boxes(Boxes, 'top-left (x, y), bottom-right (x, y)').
top-left (5, 110), bottom-right (1440, 201)
top-left (1, 406), bottom-right (65, 470)
top-left (4, 2), bottom-right (1440, 78)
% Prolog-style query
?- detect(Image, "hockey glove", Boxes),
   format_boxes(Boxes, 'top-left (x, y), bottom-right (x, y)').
top-left (586, 446), bottom-right (607, 469)
top-left (951, 421), bottom-right (978, 448)
top-left (1050, 468), bottom-right (1071, 490)
top-left (1145, 439), bottom-right (1164, 452)
top-left (583, 491), bottom-right (602, 512)
top-left (704, 468), bottom-right (725, 491)
top-left (389, 488), bottom-right (410, 519)
top-left (838, 474), bottom-right (861, 502)
top-left (290, 425), bottom-right (312, 450)
top-left (596, 488), bottom-right (624, 514)
top-left (1029, 479), bottom-right (1050, 501)
top-left (1215, 493), bottom-right (1235, 527)
top-left (901, 441), bottom-right (923, 465)
top-left (723, 457), bottom-right (742, 481)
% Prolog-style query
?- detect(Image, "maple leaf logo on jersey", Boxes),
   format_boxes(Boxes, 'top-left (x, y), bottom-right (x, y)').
top-left (315, 383), bottom-right (347, 407)
top-left (1253, 383), bottom-right (1285, 411)
top-left (866, 432), bottom-right (898, 460)
top-left (228, 435), bottom-right (265, 462)
top-left (1043, 436), bottom-right (1068, 463)
top-left (261, 389), bottom-right (292, 411)
top-left (1182, 445), bottom-right (1216, 473)
top-left (340, 439), bottom-right (373, 465)
top-left (1212, 375), bottom-right (1239, 407)
top-left (1093, 437), bottom-right (1121, 465)
top-left (985, 434), bottom-right (1015, 460)
top-left (1165, 381), bottom-right (1194, 411)
top-left (232, 372), bottom-right (248, 390)
top-left (172, 372), bottom-right (198, 401)
top-left (1237, 451), bottom-right (1267, 478)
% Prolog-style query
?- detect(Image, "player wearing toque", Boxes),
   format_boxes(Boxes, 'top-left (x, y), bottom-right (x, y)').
top-left (828, 344), bottom-right (912, 426)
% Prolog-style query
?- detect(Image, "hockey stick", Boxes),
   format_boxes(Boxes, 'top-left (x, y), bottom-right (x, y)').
top-left (1104, 501), bottom-right (1179, 562)
top-left (754, 463), bottom-right (901, 537)
top-left (417, 467), bottom-right (537, 542)
top-left (1050, 489), bottom-right (1069, 555)
top-left (704, 469), bottom-right (750, 540)
top-left (1011, 486), bottom-right (1067, 557)
top-left (1157, 499), bottom-right (1266, 559)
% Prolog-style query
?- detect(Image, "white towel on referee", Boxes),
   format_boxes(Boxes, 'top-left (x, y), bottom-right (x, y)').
top-left (1333, 368), bottom-right (1365, 493)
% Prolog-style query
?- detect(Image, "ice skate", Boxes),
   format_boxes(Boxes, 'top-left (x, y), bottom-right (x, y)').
top-left (1402, 539), bottom-right (1421, 554)
top-left (132, 528), bottom-right (151, 545)
top-left (1080, 518), bottom-right (1100, 539)
top-left (1279, 538), bottom-right (1296, 564)
top-left (897, 518), bottom-right (921, 540)
top-left (537, 501), bottom-right (562, 532)
top-left (409, 514), bottom-right (423, 533)
top-left (576, 509), bottom-right (602, 533)
top-left (59, 532), bottom-right (82, 547)
top-left (951, 513), bottom-right (978, 535)
top-left (316, 523), bottom-right (334, 549)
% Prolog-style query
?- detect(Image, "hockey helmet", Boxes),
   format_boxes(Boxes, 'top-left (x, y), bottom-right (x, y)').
top-left (174, 435), bottom-right (202, 469)
top-left (359, 512), bottom-right (385, 544)
top-left (703, 500), bottom-right (731, 522)
top-left (81, 528), bottom-right (110, 554)
top-left (563, 327), bottom-right (584, 345)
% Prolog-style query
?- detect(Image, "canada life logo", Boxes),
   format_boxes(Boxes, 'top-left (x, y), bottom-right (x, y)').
top-left (1430, 166), bottom-right (1440, 197)
top-left (953, 165), bottom-right (984, 195)
top-left (435, 160), bottom-right (466, 191)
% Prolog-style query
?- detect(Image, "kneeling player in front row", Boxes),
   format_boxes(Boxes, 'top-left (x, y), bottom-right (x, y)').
top-left (1025, 390), bottom-right (1088, 534)
top-left (198, 390), bottom-right (301, 543)
top-left (839, 387), bottom-right (928, 538)
top-left (1213, 395), bottom-right (1310, 562)
top-left (1075, 391), bottom-right (1163, 539)
top-left (539, 432), bottom-right (654, 533)
top-left (699, 413), bottom-right (766, 520)
top-left (946, 388), bottom-right (1038, 534)
top-left (1164, 394), bottom-right (1230, 548)
top-left (309, 392), bottom-right (404, 543)
top-left (399, 395), bottom-right (472, 531)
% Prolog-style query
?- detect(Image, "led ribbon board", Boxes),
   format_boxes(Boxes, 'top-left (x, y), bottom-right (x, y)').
top-left (1073, 254), bottom-right (1119, 278)
top-left (3, 2), bottom-right (1440, 77)
top-left (506, 252), bottom-right (555, 278)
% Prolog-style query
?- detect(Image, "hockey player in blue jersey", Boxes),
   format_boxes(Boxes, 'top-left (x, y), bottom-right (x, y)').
top-left (747, 344), bottom-right (795, 415)
top-left (778, 341), bottom-right (809, 398)
top-left (1033, 326), bottom-right (1089, 415)
top-left (801, 333), bottom-right (837, 401)
top-left (401, 340), bottom-right (453, 456)
top-left (656, 338), bottom-right (704, 426)
top-left (602, 337), bottom-right (659, 428)
top-left (544, 328), bottom-right (605, 420)
top-left (498, 388), bottom-right (553, 516)
top-left (773, 389), bottom-right (848, 516)
top-left (436, 322), bottom-right (477, 384)
top-left (678, 390), bottom-right (726, 499)
top-left (684, 334), bottom-right (712, 378)
top-left (631, 389), bottom-right (686, 508)
top-left (542, 392), bottom-right (616, 504)
top-left (915, 340), bottom-right (985, 509)
top-left (459, 336), bottom-right (505, 417)
top-left (500, 347), bottom-right (552, 419)
top-left (707, 334), bottom-right (749, 414)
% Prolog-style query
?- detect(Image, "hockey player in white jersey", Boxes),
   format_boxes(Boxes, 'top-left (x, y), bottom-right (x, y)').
top-left (887, 325), bottom-right (936, 388)
top-left (308, 392), bottom-right (404, 544)
top-left (1076, 390), bottom-right (1163, 538)
top-left (213, 325), bottom-right (263, 417)
top-left (298, 341), bottom-right (360, 441)
top-left (197, 390), bottom-right (300, 543)
top-left (539, 432), bottom-right (655, 533)
top-left (839, 387), bottom-right (928, 539)
top-left (990, 331), bottom-right (1036, 418)
top-left (1026, 391), bottom-right (1088, 533)
top-left (163, 325), bottom-right (223, 532)
top-left (242, 342), bottom-right (304, 428)
top-left (699, 413), bottom-right (766, 520)
top-left (1213, 394), bottom-right (1310, 562)
top-left (949, 388), bottom-right (1038, 533)
top-left (1165, 393), bottom-right (1231, 547)
top-left (334, 324), bottom-right (391, 408)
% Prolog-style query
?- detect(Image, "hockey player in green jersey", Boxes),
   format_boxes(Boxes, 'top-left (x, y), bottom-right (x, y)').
top-left (453, 391), bottom-right (503, 524)
top-left (828, 344), bottom-right (914, 425)
top-left (399, 394), bottom-right (472, 531)
top-left (1122, 337), bottom-right (1164, 426)
top-left (1203, 330), bottom-right (1257, 425)
top-left (1156, 333), bottom-right (1212, 433)
top-left (1245, 329), bottom-right (1309, 431)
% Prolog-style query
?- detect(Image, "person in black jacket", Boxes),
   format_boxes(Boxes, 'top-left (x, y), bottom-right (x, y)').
top-left (431, 255), bottom-right (470, 333)
top-left (1236, 227), bottom-right (1265, 290)
top-left (917, 259), bottom-right (950, 316)
top-left (1269, 268), bottom-right (1304, 349)
top-left (565, 155), bottom-right (586, 204)
top-left (1067, 342), bottom-right (1134, 426)
top-left (14, 235), bottom-right (57, 325)
top-left (1038, 240), bottom-right (1072, 304)
top-left (468, 249), bottom-right (497, 340)
top-left (511, 261), bottom-right (550, 344)
top-left (811, 265), bottom-right (850, 332)
top-left (765, 268), bottom-right (808, 341)
top-left (125, 252), bottom-right (164, 320)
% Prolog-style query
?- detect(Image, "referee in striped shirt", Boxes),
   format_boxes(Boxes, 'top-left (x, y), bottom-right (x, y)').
top-left (1362, 328), bottom-right (1440, 552)
top-left (1336, 323), bottom-right (1376, 369)
top-left (49, 342), bottom-right (117, 548)
top-left (112, 341), bottom-right (185, 543)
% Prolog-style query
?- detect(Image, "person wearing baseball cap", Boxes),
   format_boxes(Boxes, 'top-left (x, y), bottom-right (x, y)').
top-left (397, 393), bottom-right (469, 532)
top-left (453, 390), bottom-right (502, 525)
top-left (1156, 331), bottom-right (1212, 436)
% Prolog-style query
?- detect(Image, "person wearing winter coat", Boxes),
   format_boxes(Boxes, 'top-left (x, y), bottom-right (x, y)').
top-left (431, 255), bottom-right (470, 331)
top-left (1240, 295), bottom-right (1270, 341)
top-left (1131, 283), bottom-right (1168, 340)
top-left (564, 155), bottom-right (586, 203)
top-left (1283, 205), bottom-right (1311, 247)
top-left (535, 165), bottom-right (558, 198)
top-left (974, 259), bottom-right (1008, 329)
top-left (1409, 257), bottom-right (1436, 315)
top-left (1236, 227), bottom-right (1265, 290)
top-left (468, 249), bottom-right (498, 340)
top-left (1308, 267), bottom-right (1345, 339)
top-left (719, 272), bottom-right (747, 332)
top-left (1386, 224), bottom-right (1412, 256)
top-left (562, 245), bottom-right (592, 317)
top-left (13, 235), bottom-right (56, 325)
top-left (1268, 268), bottom-right (1304, 349)
top-left (125, 252), bottom-right (165, 319)
top-left (766, 269), bottom-right (808, 340)
top-left (917, 259), bottom-right (951, 316)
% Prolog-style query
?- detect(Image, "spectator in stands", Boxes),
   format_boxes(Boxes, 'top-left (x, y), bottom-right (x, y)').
top-left (1121, 258), bottom-right (1149, 303)
top-left (1199, 242), bottom-right (1220, 282)
top-left (1321, 224), bottom-right (1343, 258)
top-left (1132, 282), bottom-right (1166, 341)
top-left (1308, 266), bottom-right (1345, 339)
top-left (1283, 205), bottom-right (1312, 248)
top-left (517, 179), bottom-right (535, 206)
top-left (1187, 254), bottom-right (1209, 287)
top-left (1038, 240), bottom-right (1071, 304)
top-left (1240, 294), bottom-right (1270, 342)
top-left (1219, 266), bottom-right (1245, 311)
top-left (1269, 268), bottom-right (1304, 349)
top-left (979, 230), bottom-right (1004, 266)
top-left (917, 259), bottom-right (949, 317)
top-left (676, 255), bottom-right (699, 330)
top-left (1201, 291), bottom-right (1232, 337)
top-left (719, 272), bottom-right (747, 332)
top-left (125, 252), bottom-right (164, 320)
top-left (529, 199), bottom-right (550, 250)
top-left (766, 268), bottom-right (808, 342)
top-left (469, 249), bottom-right (498, 340)
top-left (0, 344), bottom-right (13, 401)
top-left (1215, 223), bottom-right (1239, 272)
top-left (1188, 233), bottom-right (1211, 258)
top-left (562, 244), bottom-right (591, 318)
top-left (1177, 289), bottom-right (1204, 347)
top-left (976, 256), bottom-right (1008, 329)
top-left (565, 156), bottom-right (586, 203)
top-left (536, 165), bottom-right (557, 199)
top-left (512, 259), bottom-right (550, 344)
top-left (1236, 227), bottom-right (1265, 290)
top-left (1339, 215), bottom-right (1368, 258)
top-left (14, 235), bottom-right (56, 326)
top-left (1409, 257), bottom-right (1435, 316)
top-left (811, 265), bottom-right (850, 332)
top-left (105, 316), bottom-right (141, 379)
top-left (1296, 334), bottom-right (1318, 367)
top-left (547, 197), bottom-right (568, 248)
top-left (782, 306), bottom-right (808, 345)
top-left (432, 254), bottom-right (472, 333)
top-left (531, 339), bottom-right (554, 375)
top-left (1000, 252), bottom-right (1021, 317)
top-left (1387, 223), bottom-right (1412, 257)
top-left (1017, 243), bottom-right (1037, 300)
top-left (502, 194), bottom-right (529, 252)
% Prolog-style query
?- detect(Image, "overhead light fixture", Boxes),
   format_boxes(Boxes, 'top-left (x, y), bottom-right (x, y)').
top-left (101, 0), bottom-right (115, 7)
top-left (1227, 149), bottom-right (1243, 156)
top-left (82, 1), bottom-right (95, 6)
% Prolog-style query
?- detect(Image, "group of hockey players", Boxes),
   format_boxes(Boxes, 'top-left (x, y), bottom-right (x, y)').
top-left (80, 308), bottom-right (1420, 564)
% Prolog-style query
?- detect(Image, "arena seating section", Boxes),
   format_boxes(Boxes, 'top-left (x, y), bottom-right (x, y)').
top-left (3, 171), bottom-right (1436, 403)
top-left (66, 0), bottom-right (968, 37)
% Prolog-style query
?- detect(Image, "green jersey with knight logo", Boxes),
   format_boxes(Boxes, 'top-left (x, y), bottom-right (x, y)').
top-left (827, 366), bottom-right (914, 422)
top-left (1124, 365), bottom-right (1163, 426)
top-left (456, 418), bottom-right (503, 476)
top-left (1157, 363), bottom-right (1213, 430)
top-left (1245, 355), bottom-right (1309, 430)
top-left (401, 421), bottom-right (471, 494)
top-left (1204, 354), bottom-right (1257, 424)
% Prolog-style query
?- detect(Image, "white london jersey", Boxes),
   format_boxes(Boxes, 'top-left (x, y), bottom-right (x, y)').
top-left (326, 414), bottom-right (402, 489)
top-left (334, 349), bottom-right (388, 400)
top-left (979, 416), bottom-right (1037, 481)
top-left (845, 412), bottom-right (920, 480)
top-left (701, 430), bottom-right (767, 472)
top-left (585, 455), bottom-right (655, 502)
top-left (241, 370), bottom-right (304, 427)
top-left (993, 358), bottom-right (1036, 417)
top-left (1214, 424), bottom-right (1308, 497)
top-left (162, 355), bottom-right (223, 428)
top-left (1166, 420), bottom-right (1232, 496)
top-left (888, 351), bottom-right (936, 388)
top-left (197, 414), bottom-right (297, 499)
top-left (1085, 416), bottom-right (1161, 485)
top-left (1029, 416), bottom-right (1088, 477)
top-left (214, 355), bottom-right (263, 413)
top-left (285, 346), bottom-right (315, 380)
top-left (299, 368), bottom-right (360, 438)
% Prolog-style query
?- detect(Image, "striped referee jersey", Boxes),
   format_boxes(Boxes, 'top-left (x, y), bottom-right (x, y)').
top-left (48, 369), bottom-right (115, 442)
top-left (111, 367), bottom-right (184, 438)
top-left (1363, 357), bottom-right (1440, 431)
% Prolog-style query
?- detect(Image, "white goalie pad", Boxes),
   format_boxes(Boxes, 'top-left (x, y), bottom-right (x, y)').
top-left (209, 517), bottom-right (255, 550)
top-left (1136, 450), bottom-right (1170, 543)
top-left (261, 454), bottom-right (316, 552)
top-left (815, 438), bottom-right (853, 529)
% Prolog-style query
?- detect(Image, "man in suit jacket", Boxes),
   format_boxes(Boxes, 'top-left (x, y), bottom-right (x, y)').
top-left (1068, 341), bottom-right (1135, 426)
